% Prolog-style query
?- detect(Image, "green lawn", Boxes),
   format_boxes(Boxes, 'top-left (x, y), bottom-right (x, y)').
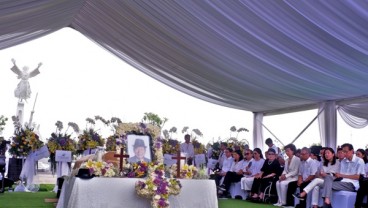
top-left (0, 184), bottom-right (275, 208)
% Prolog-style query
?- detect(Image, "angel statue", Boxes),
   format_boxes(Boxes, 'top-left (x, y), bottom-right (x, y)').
top-left (10, 58), bottom-right (42, 102)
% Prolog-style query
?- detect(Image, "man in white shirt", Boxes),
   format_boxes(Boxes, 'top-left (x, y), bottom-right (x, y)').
top-left (321, 143), bottom-right (365, 207)
top-left (286, 147), bottom-right (317, 207)
top-left (180, 134), bottom-right (194, 165)
top-left (265, 138), bottom-right (280, 155)
top-left (218, 142), bottom-right (228, 170)
top-left (214, 148), bottom-right (234, 186)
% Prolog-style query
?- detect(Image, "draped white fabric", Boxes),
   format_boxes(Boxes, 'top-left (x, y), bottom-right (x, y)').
top-left (318, 102), bottom-right (337, 149)
top-left (337, 103), bottom-right (368, 128)
top-left (1, 1), bottom-right (368, 115)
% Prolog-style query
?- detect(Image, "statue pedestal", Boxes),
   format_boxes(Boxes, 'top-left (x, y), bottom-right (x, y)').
top-left (16, 102), bottom-right (24, 125)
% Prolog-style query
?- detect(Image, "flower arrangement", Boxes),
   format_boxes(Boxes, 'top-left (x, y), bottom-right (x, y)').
top-left (192, 139), bottom-right (205, 154)
top-left (9, 116), bottom-right (43, 157)
top-left (81, 159), bottom-right (117, 177)
top-left (47, 121), bottom-right (77, 154)
top-left (105, 134), bottom-right (125, 152)
top-left (170, 164), bottom-right (197, 179)
top-left (135, 163), bottom-right (181, 208)
top-left (117, 122), bottom-right (163, 164)
top-left (127, 161), bottom-right (149, 178)
top-left (207, 142), bottom-right (221, 159)
top-left (162, 139), bottom-right (179, 155)
top-left (78, 128), bottom-right (105, 151)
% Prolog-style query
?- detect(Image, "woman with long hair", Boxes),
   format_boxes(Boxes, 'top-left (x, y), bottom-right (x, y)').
top-left (218, 150), bottom-right (246, 197)
top-left (241, 148), bottom-right (265, 192)
top-left (294, 147), bottom-right (339, 208)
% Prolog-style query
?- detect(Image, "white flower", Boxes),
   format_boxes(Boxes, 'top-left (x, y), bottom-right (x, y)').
top-left (154, 195), bottom-right (160, 200)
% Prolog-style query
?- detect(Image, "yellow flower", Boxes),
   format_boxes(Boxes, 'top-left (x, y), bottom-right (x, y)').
top-left (85, 159), bottom-right (94, 168)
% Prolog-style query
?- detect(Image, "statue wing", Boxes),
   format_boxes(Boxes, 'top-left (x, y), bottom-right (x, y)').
top-left (29, 68), bottom-right (40, 78)
top-left (10, 65), bottom-right (22, 77)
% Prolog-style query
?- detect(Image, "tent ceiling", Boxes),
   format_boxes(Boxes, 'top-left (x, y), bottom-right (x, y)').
top-left (1, 1), bottom-right (368, 114)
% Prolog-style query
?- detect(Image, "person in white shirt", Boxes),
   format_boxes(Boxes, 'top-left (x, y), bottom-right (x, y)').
top-left (241, 148), bottom-right (265, 192)
top-left (213, 148), bottom-right (233, 186)
top-left (265, 138), bottom-right (280, 155)
top-left (218, 150), bottom-right (245, 197)
top-left (294, 147), bottom-right (340, 208)
top-left (180, 134), bottom-right (194, 165)
top-left (217, 142), bottom-right (228, 170)
top-left (274, 144), bottom-right (301, 207)
top-left (321, 143), bottom-right (365, 208)
top-left (285, 147), bottom-right (318, 207)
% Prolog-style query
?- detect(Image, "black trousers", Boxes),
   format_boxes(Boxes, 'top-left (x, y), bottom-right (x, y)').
top-left (286, 180), bottom-right (310, 207)
top-left (355, 177), bottom-right (368, 208)
top-left (250, 177), bottom-right (275, 195)
top-left (223, 171), bottom-right (243, 192)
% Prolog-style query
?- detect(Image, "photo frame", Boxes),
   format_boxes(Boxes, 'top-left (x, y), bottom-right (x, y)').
top-left (127, 134), bottom-right (152, 163)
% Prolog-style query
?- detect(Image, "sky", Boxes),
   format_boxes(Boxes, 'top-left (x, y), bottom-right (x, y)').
top-left (1, 28), bottom-right (367, 150)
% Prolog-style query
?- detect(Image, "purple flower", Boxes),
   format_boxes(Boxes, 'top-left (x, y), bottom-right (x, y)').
top-left (138, 181), bottom-right (146, 189)
top-left (139, 122), bottom-right (146, 129)
top-left (158, 198), bottom-right (168, 207)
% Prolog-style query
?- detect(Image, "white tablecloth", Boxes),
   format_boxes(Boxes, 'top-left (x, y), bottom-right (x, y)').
top-left (57, 177), bottom-right (218, 208)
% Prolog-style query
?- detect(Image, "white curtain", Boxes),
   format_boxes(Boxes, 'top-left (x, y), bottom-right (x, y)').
top-left (1, 1), bottom-right (368, 113)
top-left (318, 101), bottom-right (337, 149)
top-left (252, 112), bottom-right (264, 151)
top-left (337, 103), bottom-right (368, 128)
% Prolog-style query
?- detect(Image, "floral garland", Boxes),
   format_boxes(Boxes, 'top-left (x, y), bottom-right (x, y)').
top-left (105, 134), bottom-right (125, 152)
top-left (135, 163), bottom-right (181, 208)
top-left (78, 128), bottom-right (105, 151)
top-left (81, 159), bottom-right (117, 177)
top-left (127, 161), bottom-right (149, 178)
top-left (170, 164), bottom-right (197, 179)
top-left (9, 127), bottom-right (43, 157)
top-left (117, 122), bottom-right (163, 164)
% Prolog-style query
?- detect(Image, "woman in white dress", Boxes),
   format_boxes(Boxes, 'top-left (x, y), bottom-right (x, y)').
top-left (294, 147), bottom-right (340, 208)
top-left (274, 143), bottom-right (301, 206)
top-left (218, 150), bottom-right (245, 197)
top-left (241, 148), bottom-right (265, 192)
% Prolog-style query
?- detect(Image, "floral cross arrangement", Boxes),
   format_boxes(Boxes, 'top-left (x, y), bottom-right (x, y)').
top-left (9, 116), bottom-right (43, 157)
top-left (169, 164), bottom-right (197, 179)
top-left (135, 163), bottom-right (181, 208)
top-left (127, 161), bottom-right (149, 178)
top-left (81, 159), bottom-right (117, 177)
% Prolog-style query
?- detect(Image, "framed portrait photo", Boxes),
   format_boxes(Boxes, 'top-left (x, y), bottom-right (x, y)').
top-left (127, 134), bottom-right (152, 164)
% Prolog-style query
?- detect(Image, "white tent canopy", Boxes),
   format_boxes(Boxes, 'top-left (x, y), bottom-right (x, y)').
top-left (2, 1), bottom-right (368, 149)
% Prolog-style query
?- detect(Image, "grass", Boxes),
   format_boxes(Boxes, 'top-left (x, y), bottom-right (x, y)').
top-left (0, 184), bottom-right (275, 208)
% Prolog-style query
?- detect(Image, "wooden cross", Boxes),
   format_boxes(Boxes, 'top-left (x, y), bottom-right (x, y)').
top-left (114, 148), bottom-right (129, 173)
top-left (172, 151), bottom-right (186, 178)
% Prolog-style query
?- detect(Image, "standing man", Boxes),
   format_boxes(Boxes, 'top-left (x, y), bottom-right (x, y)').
top-left (217, 142), bottom-right (228, 170)
top-left (265, 138), bottom-right (280, 155)
top-left (180, 134), bottom-right (194, 165)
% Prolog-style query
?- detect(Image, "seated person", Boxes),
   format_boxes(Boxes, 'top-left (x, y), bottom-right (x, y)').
top-left (321, 143), bottom-right (365, 208)
top-left (274, 144), bottom-right (301, 206)
top-left (295, 147), bottom-right (339, 208)
top-left (241, 148), bottom-right (265, 192)
top-left (286, 147), bottom-right (317, 207)
top-left (355, 148), bottom-right (368, 208)
top-left (212, 148), bottom-right (233, 186)
top-left (218, 150), bottom-right (245, 197)
top-left (128, 139), bottom-right (151, 163)
top-left (249, 148), bottom-right (283, 201)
